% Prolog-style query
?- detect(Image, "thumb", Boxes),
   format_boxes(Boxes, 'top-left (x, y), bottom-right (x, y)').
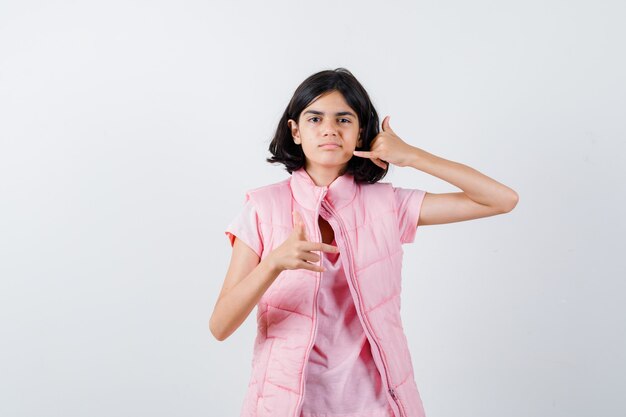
top-left (381, 115), bottom-right (394, 133)
top-left (292, 210), bottom-right (308, 240)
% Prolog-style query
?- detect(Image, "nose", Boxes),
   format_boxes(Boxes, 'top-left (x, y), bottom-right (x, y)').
top-left (322, 119), bottom-right (339, 136)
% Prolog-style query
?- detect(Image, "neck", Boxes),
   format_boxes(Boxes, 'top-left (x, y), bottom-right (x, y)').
top-left (303, 163), bottom-right (347, 187)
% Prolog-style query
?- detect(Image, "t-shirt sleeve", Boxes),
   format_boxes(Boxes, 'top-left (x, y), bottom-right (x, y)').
top-left (224, 196), bottom-right (264, 258)
top-left (393, 186), bottom-right (427, 244)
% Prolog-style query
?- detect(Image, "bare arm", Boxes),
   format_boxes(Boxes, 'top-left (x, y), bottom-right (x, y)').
top-left (209, 237), bottom-right (279, 341)
top-left (352, 115), bottom-right (519, 225)
top-left (209, 211), bottom-right (338, 342)
top-left (413, 149), bottom-right (519, 226)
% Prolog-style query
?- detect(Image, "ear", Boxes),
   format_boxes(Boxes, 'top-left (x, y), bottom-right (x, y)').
top-left (288, 119), bottom-right (301, 145)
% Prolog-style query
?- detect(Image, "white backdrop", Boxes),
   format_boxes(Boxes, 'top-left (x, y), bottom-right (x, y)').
top-left (1, 1), bottom-right (624, 416)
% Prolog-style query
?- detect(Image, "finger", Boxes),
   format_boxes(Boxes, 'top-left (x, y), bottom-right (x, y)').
top-left (355, 154), bottom-right (387, 169)
top-left (292, 210), bottom-right (308, 240)
top-left (299, 251), bottom-right (320, 263)
top-left (302, 241), bottom-right (340, 253)
top-left (299, 222), bottom-right (309, 240)
top-left (292, 210), bottom-right (302, 227)
top-left (321, 243), bottom-right (340, 253)
top-left (373, 158), bottom-right (389, 170)
top-left (297, 261), bottom-right (325, 273)
top-left (381, 115), bottom-right (394, 133)
top-left (353, 150), bottom-right (375, 158)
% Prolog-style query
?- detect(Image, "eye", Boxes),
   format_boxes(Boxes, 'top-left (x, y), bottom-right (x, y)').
top-left (308, 117), bottom-right (320, 123)
top-left (340, 118), bottom-right (351, 123)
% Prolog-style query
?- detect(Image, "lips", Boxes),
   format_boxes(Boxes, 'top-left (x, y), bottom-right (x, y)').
top-left (319, 142), bottom-right (341, 147)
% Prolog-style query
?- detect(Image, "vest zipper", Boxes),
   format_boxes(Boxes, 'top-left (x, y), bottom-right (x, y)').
top-left (320, 201), bottom-right (408, 417)
top-left (294, 187), bottom-right (328, 417)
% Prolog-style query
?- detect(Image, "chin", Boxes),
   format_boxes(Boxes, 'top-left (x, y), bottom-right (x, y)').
top-left (317, 156), bottom-right (350, 164)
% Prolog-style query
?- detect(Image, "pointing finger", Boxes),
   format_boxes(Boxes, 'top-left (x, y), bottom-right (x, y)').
top-left (322, 243), bottom-right (340, 253)
top-left (303, 242), bottom-right (340, 253)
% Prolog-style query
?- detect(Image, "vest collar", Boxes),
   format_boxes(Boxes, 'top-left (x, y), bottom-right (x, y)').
top-left (290, 167), bottom-right (357, 211)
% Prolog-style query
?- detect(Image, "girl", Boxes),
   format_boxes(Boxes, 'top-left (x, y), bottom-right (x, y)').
top-left (210, 68), bottom-right (518, 417)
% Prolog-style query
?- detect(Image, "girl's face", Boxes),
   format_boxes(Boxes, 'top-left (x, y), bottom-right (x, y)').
top-left (288, 90), bottom-right (363, 175)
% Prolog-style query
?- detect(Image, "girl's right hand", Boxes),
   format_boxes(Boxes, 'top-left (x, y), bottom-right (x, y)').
top-left (266, 210), bottom-right (339, 274)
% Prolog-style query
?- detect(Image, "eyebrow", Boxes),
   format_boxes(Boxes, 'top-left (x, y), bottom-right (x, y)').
top-left (303, 110), bottom-right (357, 118)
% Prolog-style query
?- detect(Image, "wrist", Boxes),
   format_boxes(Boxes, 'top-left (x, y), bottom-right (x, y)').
top-left (262, 255), bottom-right (283, 276)
top-left (404, 146), bottom-right (420, 168)
top-left (407, 146), bottom-right (430, 169)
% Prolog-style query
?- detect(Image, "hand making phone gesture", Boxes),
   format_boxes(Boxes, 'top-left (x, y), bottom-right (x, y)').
top-left (352, 115), bottom-right (419, 169)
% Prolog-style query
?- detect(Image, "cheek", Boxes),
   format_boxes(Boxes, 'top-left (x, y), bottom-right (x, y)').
top-left (301, 142), bottom-right (318, 156)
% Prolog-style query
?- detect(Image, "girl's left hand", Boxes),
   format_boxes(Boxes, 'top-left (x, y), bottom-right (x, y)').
top-left (352, 116), bottom-right (415, 169)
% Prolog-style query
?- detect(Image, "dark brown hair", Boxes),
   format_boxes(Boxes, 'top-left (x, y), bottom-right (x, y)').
top-left (266, 68), bottom-right (388, 183)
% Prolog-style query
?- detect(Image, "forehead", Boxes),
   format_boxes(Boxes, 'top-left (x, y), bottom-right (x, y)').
top-left (302, 91), bottom-right (357, 117)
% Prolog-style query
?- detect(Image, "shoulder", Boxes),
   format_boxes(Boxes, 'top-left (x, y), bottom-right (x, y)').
top-left (246, 177), bottom-right (290, 197)
top-left (355, 181), bottom-right (396, 212)
top-left (246, 177), bottom-right (289, 194)
top-left (358, 181), bottom-right (394, 198)
top-left (244, 177), bottom-right (291, 210)
top-left (358, 181), bottom-right (424, 211)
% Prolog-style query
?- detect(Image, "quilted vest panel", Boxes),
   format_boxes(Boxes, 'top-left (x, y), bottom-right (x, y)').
top-left (238, 167), bottom-right (426, 417)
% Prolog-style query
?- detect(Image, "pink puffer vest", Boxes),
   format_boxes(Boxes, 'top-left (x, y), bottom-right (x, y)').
top-left (238, 167), bottom-right (426, 417)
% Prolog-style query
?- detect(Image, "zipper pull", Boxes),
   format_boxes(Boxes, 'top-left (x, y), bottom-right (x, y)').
top-left (389, 388), bottom-right (397, 400)
top-left (320, 197), bottom-right (331, 217)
